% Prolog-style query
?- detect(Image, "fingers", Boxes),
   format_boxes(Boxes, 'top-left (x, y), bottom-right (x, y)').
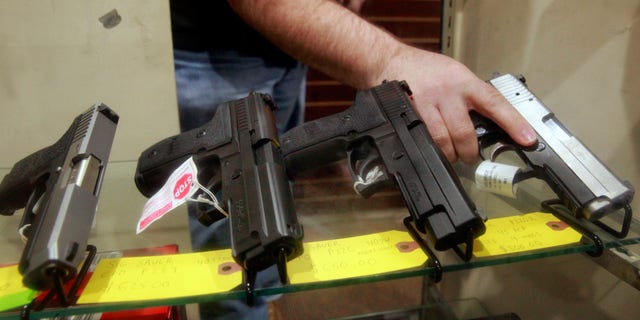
top-left (437, 98), bottom-right (478, 164)
top-left (402, 54), bottom-right (536, 164)
top-left (418, 99), bottom-right (478, 164)
top-left (444, 104), bottom-right (479, 164)
top-left (418, 102), bottom-right (458, 163)
top-left (468, 81), bottom-right (537, 147)
top-left (418, 78), bottom-right (536, 165)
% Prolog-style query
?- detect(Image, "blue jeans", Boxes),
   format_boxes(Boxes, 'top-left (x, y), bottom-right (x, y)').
top-left (174, 49), bottom-right (306, 319)
top-left (175, 49), bottom-right (306, 134)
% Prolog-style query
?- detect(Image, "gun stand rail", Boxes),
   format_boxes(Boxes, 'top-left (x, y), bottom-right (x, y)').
top-left (242, 249), bottom-right (290, 306)
top-left (593, 204), bottom-right (633, 239)
top-left (243, 269), bottom-right (257, 307)
top-left (403, 217), bottom-right (443, 282)
top-left (541, 200), bottom-right (604, 257)
top-left (451, 229), bottom-right (475, 262)
top-left (20, 245), bottom-right (97, 320)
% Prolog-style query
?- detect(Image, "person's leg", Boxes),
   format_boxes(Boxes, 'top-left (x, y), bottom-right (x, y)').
top-left (175, 49), bottom-right (253, 131)
top-left (176, 49), bottom-right (306, 132)
top-left (174, 48), bottom-right (305, 319)
top-left (268, 61), bottom-right (307, 133)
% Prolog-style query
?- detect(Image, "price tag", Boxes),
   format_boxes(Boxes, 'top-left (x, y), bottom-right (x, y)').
top-left (288, 230), bottom-right (426, 283)
top-left (474, 212), bottom-right (581, 257)
top-left (0, 264), bottom-right (37, 312)
top-left (475, 160), bottom-right (521, 198)
top-left (77, 250), bottom-right (241, 304)
top-left (136, 157), bottom-right (199, 234)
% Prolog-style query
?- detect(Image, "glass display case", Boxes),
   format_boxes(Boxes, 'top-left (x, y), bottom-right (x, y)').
top-left (1, 160), bottom-right (638, 319)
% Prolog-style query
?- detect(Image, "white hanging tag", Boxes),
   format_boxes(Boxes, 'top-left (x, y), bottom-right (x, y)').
top-left (474, 160), bottom-right (521, 198)
top-left (136, 157), bottom-right (199, 234)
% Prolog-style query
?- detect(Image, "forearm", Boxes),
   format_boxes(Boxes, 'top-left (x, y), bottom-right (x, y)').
top-left (227, 0), bottom-right (406, 89)
top-left (228, 0), bottom-right (537, 164)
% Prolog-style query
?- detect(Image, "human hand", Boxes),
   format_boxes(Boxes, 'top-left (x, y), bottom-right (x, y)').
top-left (380, 46), bottom-right (537, 164)
top-left (227, 0), bottom-right (534, 163)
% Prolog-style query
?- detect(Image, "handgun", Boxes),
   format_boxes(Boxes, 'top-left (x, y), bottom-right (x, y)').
top-left (280, 80), bottom-right (485, 261)
top-left (134, 93), bottom-right (303, 298)
top-left (472, 73), bottom-right (634, 237)
top-left (0, 104), bottom-right (118, 292)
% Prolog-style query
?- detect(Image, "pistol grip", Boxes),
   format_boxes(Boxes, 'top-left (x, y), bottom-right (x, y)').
top-left (0, 122), bottom-right (76, 215)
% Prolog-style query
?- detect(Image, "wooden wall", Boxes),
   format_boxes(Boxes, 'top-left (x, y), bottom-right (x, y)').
top-left (304, 0), bottom-right (443, 120)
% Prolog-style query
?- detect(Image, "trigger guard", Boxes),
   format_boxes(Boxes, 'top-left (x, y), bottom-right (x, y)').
top-left (487, 142), bottom-right (518, 162)
top-left (346, 149), bottom-right (361, 184)
top-left (479, 141), bottom-right (536, 184)
top-left (346, 148), bottom-right (376, 184)
top-left (195, 175), bottom-right (225, 226)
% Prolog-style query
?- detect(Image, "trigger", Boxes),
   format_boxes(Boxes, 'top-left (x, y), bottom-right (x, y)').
top-left (194, 176), bottom-right (226, 226)
top-left (353, 165), bottom-right (388, 198)
top-left (196, 204), bottom-right (227, 226)
top-left (347, 151), bottom-right (392, 198)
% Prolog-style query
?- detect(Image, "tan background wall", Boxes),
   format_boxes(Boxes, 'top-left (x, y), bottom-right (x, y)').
top-left (0, 0), bottom-right (179, 168)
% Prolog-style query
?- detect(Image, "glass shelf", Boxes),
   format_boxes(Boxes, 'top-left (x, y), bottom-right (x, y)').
top-left (1, 161), bottom-right (638, 319)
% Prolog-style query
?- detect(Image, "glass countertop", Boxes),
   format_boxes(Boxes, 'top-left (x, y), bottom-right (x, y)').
top-left (1, 160), bottom-right (638, 319)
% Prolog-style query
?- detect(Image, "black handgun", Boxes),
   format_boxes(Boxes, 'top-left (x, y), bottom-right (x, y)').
top-left (472, 73), bottom-right (634, 238)
top-left (280, 80), bottom-right (484, 261)
top-left (0, 104), bottom-right (118, 291)
top-left (134, 93), bottom-right (303, 298)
